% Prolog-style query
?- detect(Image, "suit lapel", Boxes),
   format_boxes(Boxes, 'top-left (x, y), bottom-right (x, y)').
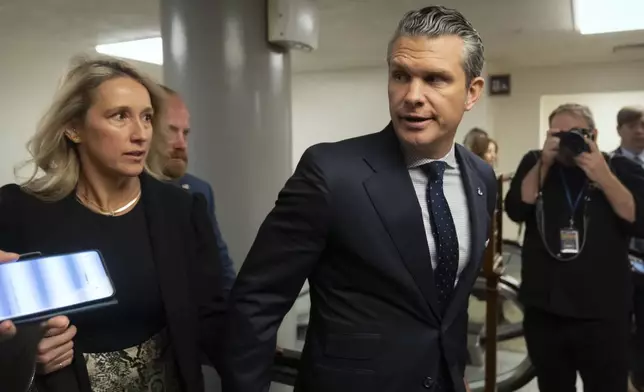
top-left (140, 175), bottom-right (189, 323)
top-left (443, 146), bottom-right (490, 328)
top-left (363, 126), bottom-right (441, 322)
top-left (140, 175), bottom-right (200, 388)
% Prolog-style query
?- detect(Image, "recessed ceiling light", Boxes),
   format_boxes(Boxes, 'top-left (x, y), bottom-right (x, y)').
top-left (573, 0), bottom-right (644, 35)
top-left (95, 37), bottom-right (163, 65)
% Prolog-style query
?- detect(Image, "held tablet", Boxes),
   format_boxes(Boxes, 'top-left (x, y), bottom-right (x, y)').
top-left (0, 250), bottom-right (117, 324)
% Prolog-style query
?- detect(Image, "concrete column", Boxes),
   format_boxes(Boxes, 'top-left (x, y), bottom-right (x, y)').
top-left (161, 0), bottom-right (292, 267)
top-left (160, 1), bottom-right (295, 391)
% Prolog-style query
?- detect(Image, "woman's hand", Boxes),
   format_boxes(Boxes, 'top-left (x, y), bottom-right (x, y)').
top-left (0, 320), bottom-right (16, 342)
top-left (0, 250), bottom-right (18, 263)
top-left (0, 250), bottom-right (19, 342)
top-left (36, 316), bottom-right (77, 375)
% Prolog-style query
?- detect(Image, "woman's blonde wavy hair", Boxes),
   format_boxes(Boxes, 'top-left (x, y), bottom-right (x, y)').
top-left (18, 55), bottom-right (169, 202)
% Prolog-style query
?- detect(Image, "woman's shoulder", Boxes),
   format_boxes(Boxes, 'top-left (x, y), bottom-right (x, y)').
top-left (0, 184), bottom-right (47, 237)
top-left (0, 183), bottom-right (35, 205)
top-left (0, 184), bottom-right (67, 215)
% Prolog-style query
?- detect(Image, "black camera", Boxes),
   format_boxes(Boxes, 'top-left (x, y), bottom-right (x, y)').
top-left (554, 128), bottom-right (593, 156)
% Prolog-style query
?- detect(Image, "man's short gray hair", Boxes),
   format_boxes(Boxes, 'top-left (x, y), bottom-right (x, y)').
top-left (548, 103), bottom-right (596, 130)
top-left (387, 5), bottom-right (484, 84)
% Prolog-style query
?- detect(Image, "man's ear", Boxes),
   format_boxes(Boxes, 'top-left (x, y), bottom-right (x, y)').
top-left (465, 76), bottom-right (485, 112)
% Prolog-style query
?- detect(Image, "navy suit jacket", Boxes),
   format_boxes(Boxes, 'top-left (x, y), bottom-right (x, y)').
top-left (220, 124), bottom-right (497, 392)
top-left (612, 147), bottom-right (644, 254)
top-left (176, 173), bottom-right (236, 292)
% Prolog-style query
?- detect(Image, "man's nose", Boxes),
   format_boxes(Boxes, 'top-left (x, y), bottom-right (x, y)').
top-left (173, 133), bottom-right (187, 149)
top-left (403, 79), bottom-right (425, 107)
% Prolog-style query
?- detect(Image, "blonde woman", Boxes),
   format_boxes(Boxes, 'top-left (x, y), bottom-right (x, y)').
top-left (0, 56), bottom-right (226, 392)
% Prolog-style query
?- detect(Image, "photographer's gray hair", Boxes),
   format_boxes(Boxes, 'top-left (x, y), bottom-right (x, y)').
top-left (386, 5), bottom-right (484, 85)
top-left (548, 103), bottom-right (596, 130)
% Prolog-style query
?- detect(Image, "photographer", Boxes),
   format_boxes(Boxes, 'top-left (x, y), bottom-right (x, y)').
top-left (505, 103), bottom-right (644, 392)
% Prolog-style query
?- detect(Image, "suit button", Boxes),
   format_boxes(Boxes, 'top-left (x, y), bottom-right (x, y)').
top-left (423, 376), bottom-right (434, 389)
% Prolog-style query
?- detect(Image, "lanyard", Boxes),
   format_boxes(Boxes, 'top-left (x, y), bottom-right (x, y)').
top-left (559, 169), bottom-right (586, 226)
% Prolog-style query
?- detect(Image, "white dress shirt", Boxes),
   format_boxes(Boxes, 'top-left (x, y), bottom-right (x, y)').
top-left (619, 147), bottom-right (644, 166)
top-left (407, 145), bottom-right (471, 285)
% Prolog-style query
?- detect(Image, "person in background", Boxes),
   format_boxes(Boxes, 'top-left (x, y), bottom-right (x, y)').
top-left (484, 139), bottom-right (498, 167)
top-left (614, 106), bottom-right (644, 162)
top-left (467, 131), bottom-right (496, 164)
top-left (221, 6), bottom-right (494, 392)
top-left (479, 138), bottom-right (511, 181)
top-left (0, 56), bottom-right (226, 392)
top-left (466, 132), bottom-right (513, 323)
top-left (463, 126), bottom-right (488, 152)
top-left (161, 85), bottom-right (236, 293)
top-left (612, 106), bottom-right (644, 391)
top-left (505, 103), bottom-right (644, 391)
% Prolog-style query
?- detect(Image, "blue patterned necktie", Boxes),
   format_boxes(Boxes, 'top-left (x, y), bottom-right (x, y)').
top-left (422, 161), bottom-right (459, 314)
top-left (422, 161), bottom-right (459, 392)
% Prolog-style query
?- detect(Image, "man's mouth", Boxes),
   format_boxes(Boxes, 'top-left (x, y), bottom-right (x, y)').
top-left (400, 114), bottom-right (436, 125)
top-left (400, 114), bottom-right (436, 131)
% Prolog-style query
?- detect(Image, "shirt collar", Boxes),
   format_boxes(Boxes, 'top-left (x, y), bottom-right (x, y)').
top-left (620, 147), bottom-right (644, 162)
top-left (405, 144), bottom-right (457, 169)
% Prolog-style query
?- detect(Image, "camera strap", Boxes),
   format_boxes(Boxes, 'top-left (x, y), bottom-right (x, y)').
top-left (559, 169), bottom-right (587, 227)
top-left (534, 155), bottom-right (591, 261)
top-left (558, 169), bottom-right (588, 255)
top-left (536, 191), bottom-right (590, 261)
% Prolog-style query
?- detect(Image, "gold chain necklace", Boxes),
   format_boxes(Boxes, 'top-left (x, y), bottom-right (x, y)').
top-left (76, 190), bottom-right (142, 217)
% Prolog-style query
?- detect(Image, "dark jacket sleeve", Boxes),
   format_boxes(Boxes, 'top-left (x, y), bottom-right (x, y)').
top-left (219, 146), bottom-right (330, 392)
top-left (188, 192), bottom-right (228, 364)
top-left (610, 156), bottom-right (644, 238)
top-left (504, 151), bottom-right (540, 223)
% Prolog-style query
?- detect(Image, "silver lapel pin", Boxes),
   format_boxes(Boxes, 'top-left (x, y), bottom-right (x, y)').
top-left (477, 187), bottom-right (483, 196)
top-left (181, 184), bottom-right (190, 190)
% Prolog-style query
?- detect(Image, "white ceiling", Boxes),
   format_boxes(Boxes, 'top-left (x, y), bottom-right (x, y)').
top-left (2, 0), bottom-right (644, 72)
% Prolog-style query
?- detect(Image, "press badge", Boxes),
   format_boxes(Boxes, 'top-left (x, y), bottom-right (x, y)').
top-left (560, 228), bottom-right (580, 254)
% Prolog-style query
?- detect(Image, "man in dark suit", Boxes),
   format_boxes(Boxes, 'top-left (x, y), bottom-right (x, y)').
top-left (161, 86), bottom-right (236, 292)
top-left (612, 106), bottom-right (644, 391)
top-left (220, 6), bottom-right (495, 392)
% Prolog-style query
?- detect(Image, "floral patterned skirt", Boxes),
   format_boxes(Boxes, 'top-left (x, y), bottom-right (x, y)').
top-left (83, 328), bottom-right (182, 392)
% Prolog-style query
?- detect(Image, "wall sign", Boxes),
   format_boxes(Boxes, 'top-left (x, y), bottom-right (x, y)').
top-left (489, 74), bottom-right (511, 96)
